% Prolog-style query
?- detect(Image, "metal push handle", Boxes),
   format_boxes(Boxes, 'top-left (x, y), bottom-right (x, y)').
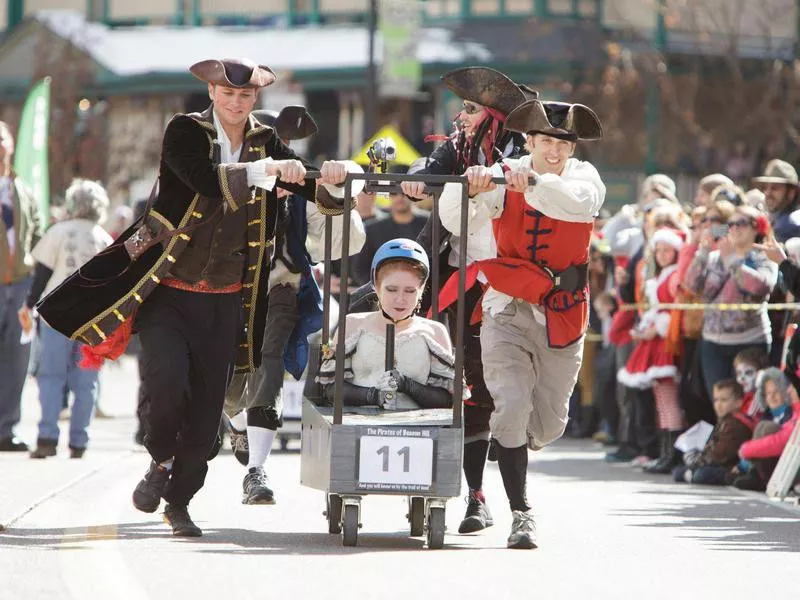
top-left (308, 171), bottom-right (533, 427)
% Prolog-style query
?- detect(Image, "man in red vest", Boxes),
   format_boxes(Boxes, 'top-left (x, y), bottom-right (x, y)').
top-left (439, 98), bottom-right (604, 548)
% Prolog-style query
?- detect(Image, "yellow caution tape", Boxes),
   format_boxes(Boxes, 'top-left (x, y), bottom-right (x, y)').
top-left (618, 302), bottom-right (800, 312)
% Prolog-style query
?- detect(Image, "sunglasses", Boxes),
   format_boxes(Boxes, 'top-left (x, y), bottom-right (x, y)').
top-left (728, 219), bottom-right (752, 229)
top-left (462, 101), bottom-right (482, 115)
top-left (702, 216), bottom-right (723, 224)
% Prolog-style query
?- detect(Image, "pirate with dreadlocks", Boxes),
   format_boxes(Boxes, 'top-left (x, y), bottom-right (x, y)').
top-left (400, 67), bottom-right (537, 535)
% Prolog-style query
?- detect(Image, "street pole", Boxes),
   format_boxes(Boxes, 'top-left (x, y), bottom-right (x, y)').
top-left (7, 0), bottom-right (24, 30)
top-left (365, 0), bottom-right (378, 139)
top-left (645, 0), bottom-right (667, 175)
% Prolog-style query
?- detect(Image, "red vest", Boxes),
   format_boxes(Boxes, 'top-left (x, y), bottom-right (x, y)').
top-left (478, 188), bottom-right (593, 348)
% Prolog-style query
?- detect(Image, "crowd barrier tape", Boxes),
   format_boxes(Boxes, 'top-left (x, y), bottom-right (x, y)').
top-left (617, 302), bottom-right (800, 312)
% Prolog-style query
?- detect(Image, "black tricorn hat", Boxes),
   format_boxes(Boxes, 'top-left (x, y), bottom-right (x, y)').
top-left (442, 67), bottom-right (536, 117)
top-left (506, 99), bottom-right (603, 141)
top-left (190, 58), bottom-right (276, 88)
top-left (252, 106), bottom-right (318, 141)
top-left (275, 106), bottom-right (318, 141)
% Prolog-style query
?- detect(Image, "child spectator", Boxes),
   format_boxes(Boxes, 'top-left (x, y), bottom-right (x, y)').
top-left (732, 347), bottom-right (770, 417)
top-left (733, 368), bottom-right (798, 491)
top-left (673, 379), bottom-right (754, 485)
top-left (617, 227), bottom-right (684, 474)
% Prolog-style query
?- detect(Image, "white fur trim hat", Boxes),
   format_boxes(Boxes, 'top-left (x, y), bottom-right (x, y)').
top-left (650, 227), bottom-right (685, 251)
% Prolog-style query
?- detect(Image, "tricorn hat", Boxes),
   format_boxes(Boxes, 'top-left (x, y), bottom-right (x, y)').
top-left (752, 159), bottom-right (799, 187)
top-left (252, 106), bottom-right (318, 141)
top-left (442, 67), bottom-right (536, 117)
top-left (190, 58), bottom-right (276, 89)
top-left (506, 99), bottom-right (603, 141)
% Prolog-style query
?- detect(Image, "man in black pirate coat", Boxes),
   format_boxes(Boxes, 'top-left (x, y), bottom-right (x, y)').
top-left (36, 58), bottom-right (357, 536)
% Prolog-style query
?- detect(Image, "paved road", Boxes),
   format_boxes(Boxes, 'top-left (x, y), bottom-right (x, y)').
top-left (2, 356), bottom-right (799, 600)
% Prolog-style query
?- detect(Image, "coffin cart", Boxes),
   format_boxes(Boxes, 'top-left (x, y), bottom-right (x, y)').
top-left (300, 171), bottom-right (509, 549)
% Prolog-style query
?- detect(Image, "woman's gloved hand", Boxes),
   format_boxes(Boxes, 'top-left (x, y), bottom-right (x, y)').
top-left (376, 369), bottom-right (409, 393)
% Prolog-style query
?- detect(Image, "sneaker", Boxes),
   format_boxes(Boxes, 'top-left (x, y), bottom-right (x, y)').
top-left (458, 490), bottom-right (494, 534)
top-left (132, 461), bottom-right (171, 513)
top-left (163, 503), bottom-right (202, 537)
top-left (242, 467), bottom-right (275, 505)
top-left (69, 446), bottom-right (86, 459)
top-left (230, 427), bottom-right (249, 466)
top-left (604, 446), bottom-right (637, 463)
top-left (631, 455), bottom-right (655, 468)
top-left (487, 438), bottom-right (499, 463)
top-left (507, 510), bottom-right (538, 549)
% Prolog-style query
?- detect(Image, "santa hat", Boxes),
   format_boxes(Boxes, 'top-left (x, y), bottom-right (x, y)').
top-left (650, 227), bottom-right (685, 251)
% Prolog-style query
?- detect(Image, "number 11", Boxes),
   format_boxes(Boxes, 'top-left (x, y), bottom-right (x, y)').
top-left (376, 445), bottom-right (411, 472)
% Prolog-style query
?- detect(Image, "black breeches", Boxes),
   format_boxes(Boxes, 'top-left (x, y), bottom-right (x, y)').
top-left (136, 286), bottom-right (241, 506)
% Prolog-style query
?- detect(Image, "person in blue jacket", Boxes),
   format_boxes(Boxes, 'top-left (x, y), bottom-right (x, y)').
top-left (223, 106), bottom-right (366, 505)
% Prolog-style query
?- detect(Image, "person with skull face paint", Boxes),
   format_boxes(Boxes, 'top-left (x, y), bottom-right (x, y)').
top-left (732, 347), bottom-right (770, 418)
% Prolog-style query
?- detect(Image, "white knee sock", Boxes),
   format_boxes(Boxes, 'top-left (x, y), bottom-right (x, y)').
top-left (246, 426), bottom-right (276, 470)
top-left (228, 410), bottom-right (247, 432)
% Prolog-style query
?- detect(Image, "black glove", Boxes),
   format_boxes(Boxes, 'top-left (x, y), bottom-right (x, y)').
top-left (322, 382), bottom-right (380, 407)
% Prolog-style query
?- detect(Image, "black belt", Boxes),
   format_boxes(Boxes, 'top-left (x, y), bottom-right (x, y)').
top-left (540, 262), bottom-right (588, 293)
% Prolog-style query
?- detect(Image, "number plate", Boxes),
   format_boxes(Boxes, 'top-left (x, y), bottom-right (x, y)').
top-left (357, 429), bottom-right (435, 492)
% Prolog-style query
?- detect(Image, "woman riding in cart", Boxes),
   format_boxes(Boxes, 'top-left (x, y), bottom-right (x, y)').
top-left (317, 238), bottom-right (461, 410)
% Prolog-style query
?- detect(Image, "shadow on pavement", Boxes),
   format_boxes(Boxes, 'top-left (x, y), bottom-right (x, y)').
top-left (0, 523), bottom-right (480, 554)
top-left (611, 490), bottom-right (800, 553)
top-left (529, 440), bottom-right (800, 553)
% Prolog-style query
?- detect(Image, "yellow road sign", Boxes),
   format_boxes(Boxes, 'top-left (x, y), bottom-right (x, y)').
top-left (351, 125), bottom-right (421, 166)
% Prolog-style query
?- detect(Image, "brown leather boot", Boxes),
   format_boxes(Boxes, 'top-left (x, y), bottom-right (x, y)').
top-left (30, 439), bottom-right (58, 459)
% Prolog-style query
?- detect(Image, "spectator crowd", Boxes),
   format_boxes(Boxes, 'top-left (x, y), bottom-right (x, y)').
top-left (573, 161), bottom-right (800, 494)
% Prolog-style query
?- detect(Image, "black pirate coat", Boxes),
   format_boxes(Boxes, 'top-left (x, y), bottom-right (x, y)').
top-left (37, 105), bottom-right (322, 373)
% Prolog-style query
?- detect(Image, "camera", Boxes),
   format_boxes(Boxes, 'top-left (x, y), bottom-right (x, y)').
top-left (710, 223), bottom-right (729, 240)
top-left (367, 137), bottom-right (397, 166)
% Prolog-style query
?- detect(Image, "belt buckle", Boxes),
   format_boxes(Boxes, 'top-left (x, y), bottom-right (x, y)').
top-left (542, 264), bottom-right (559, 287)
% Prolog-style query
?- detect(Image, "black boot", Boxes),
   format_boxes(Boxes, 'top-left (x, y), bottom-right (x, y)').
top-left (30, 438), bottom-right (58, 459)
top-left (733, 469), bottom-right (767, 492)
top-left (576, 405), bottom-right (598, 438)
top-left (644, 430), bottom-right (681, 474)
top-left (163, 503), bottom-right (202, 537)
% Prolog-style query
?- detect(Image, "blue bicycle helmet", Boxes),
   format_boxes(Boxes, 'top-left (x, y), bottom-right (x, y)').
top-left (370, 238), bottom-right (430, 287)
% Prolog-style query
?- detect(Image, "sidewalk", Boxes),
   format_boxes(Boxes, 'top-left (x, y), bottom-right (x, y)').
top-left (0, 355), bottom-right (142, 530)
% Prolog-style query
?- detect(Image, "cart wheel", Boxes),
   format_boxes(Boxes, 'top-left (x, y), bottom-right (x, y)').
top-left (409, 497), bottom-right (425, 536)
top-left (427, 506), bottom-right (446, 550)
top-left (280, 436), bottom-right (289, 451)
top-left (326, 494), bottom-right (342, 534)
top-left (342, 504), bottom-right (359, 547)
